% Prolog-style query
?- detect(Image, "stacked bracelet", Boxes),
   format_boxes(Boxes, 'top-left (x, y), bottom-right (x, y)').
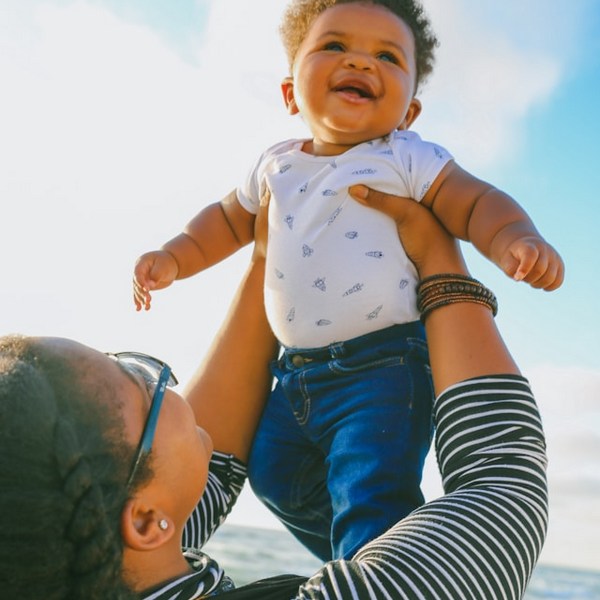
top-left (417, 274), bottom-right (498, 322)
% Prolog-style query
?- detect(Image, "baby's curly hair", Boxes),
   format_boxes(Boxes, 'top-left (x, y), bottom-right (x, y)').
top-left (280, 0), bottom-right (438, 92)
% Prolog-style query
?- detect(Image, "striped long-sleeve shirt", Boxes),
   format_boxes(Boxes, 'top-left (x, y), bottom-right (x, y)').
top-left (146, 374), bottom-right (548, 600)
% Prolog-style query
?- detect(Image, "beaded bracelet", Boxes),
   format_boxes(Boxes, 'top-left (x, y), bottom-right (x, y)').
top-left (417, 273), bottom-right (498, 322)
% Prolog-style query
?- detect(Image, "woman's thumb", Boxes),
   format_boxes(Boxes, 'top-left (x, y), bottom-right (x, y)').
top-left (348, 185), bottom-right (410, 222)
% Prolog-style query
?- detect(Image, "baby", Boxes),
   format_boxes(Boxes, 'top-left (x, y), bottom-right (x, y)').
top-left (133, 0), bottom-right (563, 560)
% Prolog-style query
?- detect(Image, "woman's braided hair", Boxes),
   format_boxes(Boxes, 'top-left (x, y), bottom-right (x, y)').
top-left (280, 0), bottom-right (438, 92)
top-left (0, 336), bottom-right (138, 599)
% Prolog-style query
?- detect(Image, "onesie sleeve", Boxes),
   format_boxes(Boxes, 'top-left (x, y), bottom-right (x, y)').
top-left (391, 130), bottom-right (453, 201)
top-left (236, 139), bottom-right (303, 214)
top-left (236, 152), bottom-right (264, 215)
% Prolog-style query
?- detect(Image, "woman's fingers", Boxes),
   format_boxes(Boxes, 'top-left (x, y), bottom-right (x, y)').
top-left (348, 185), bottom-right (466, 277)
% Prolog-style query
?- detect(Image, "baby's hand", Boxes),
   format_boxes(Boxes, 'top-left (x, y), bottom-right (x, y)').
top-left (500, 236), bottom-right (564, 291)
top-left (133, 250), bottom-right (179, 311)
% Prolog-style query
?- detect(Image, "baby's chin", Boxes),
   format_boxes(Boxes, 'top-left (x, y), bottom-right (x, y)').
top-left (331, 128), bottom-right (397, 145)
top-left (308, 126), bottom-right (400, 155)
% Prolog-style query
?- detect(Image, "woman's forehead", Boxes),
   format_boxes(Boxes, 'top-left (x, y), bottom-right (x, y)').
top-left (42, 337), bottom-right (146, 409)
top-left (35, 336), bottom-right (104, 365)
top-left (28, 337), bottom-right (146, 439)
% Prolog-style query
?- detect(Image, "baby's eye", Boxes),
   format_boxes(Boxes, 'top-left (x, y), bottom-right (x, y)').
top-left (377, 51), bottom-right (399, 65)
top-left (324, 41), bottom-right (345, 52)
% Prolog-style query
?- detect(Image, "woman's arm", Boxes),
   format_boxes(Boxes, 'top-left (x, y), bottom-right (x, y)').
top-left (290, 187), bottom-right (548, 599)
top-left (183, 185), bottom-right (276, 462)
top-left (314, 374), bottom-right (547, 600)
top-left (183, 255), bottom-right (277, 462)
top-left (180, 191), bottom-right (277, 550)
top-left (349, 184), bottom-right (520, 393)
top-left (350, 184), bottom-right (520, 391)
top-left (180, 257), bottom-right (278, 551)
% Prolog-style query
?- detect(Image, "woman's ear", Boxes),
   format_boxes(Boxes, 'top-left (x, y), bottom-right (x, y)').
top-left (398, 97), bottom-right (422, 130)
top-left (121, 497), bottom-right (174, 551)
top-left (281, 77), bottom-right (299, 115)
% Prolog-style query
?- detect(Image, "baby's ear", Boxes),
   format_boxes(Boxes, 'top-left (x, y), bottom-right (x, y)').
top-left (398, 97), bottom-right (422, 130)
top-left (281, 77), bottom-right (299, 115)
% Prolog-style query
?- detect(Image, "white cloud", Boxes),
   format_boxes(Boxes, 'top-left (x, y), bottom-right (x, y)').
top-left (0, 0), bottom-right (573, 212)
top-left (196, 0), bottom-right (570, 170)
top-left (417, 0), bottom-right (563, 168)
top-left (1, 3), bottom-right (211, 205)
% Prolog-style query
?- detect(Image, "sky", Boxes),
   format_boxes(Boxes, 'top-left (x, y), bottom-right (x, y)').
top-left (1, 0), bottom-right (599, 573)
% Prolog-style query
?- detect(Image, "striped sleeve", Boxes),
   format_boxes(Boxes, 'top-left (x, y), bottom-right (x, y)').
top-left (182, 451), bottom-right (247, 550)
top-left (296, 375), bottom-right (548, 600)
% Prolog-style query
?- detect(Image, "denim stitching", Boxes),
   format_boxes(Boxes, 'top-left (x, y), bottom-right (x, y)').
top-left (329, 355), bottom-right (405, 375)
top-left (295, 369), bottom-right (311, 426)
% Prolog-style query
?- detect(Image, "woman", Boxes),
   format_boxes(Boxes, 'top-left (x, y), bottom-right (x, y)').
top-left (0, 187), bottom-right (547, 598)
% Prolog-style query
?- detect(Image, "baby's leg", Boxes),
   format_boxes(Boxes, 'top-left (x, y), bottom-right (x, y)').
top-left (248, 379), bottom-right (333, 561)
top-left (323, 329), bottom-right (434, 559)
top-left (327, 369), bottom-right (433, 558)
top-left (249, 323), bottom-right (434, 561)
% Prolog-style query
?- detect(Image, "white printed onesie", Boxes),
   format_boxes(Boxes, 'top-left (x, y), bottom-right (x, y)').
top-left (237, 130), bottom-right (452, 349)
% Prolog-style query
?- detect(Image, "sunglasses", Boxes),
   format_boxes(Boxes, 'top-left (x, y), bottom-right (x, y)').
top-left (107, 352), bottom-right (178, 488)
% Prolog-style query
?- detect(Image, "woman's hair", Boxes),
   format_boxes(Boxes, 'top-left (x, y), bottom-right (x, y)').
top-left (280, 0), bottom-right (438, 92)
top-left (0, 336), bottom-right (139, 599)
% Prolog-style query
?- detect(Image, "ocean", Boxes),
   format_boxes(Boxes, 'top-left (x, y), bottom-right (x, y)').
top-left (203, 524), bottom-right (600, 599)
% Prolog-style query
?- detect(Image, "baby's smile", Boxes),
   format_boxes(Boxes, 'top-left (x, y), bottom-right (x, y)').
top-left (332, 77), bottom-right (377, 100)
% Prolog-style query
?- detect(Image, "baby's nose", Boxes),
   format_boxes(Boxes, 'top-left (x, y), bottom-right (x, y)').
top-left (344, 53), bottom-right (373, 70)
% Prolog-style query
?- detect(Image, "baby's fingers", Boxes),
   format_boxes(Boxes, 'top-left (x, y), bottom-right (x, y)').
top-left (535, 260), bottom-right (564, 291)
top-left (527, 250), bottom-right (565, 291)
top-left (133, 278), bottom-right (152, 311)
top-left (511, 243), bottom-right (541, 282)
top-left (510, 243), bottom-right (565, 291)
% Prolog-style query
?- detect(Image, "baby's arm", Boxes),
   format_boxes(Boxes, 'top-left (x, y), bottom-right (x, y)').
top-left (421, 162), bottom-right (564, 291)
top-left (133, 190), bottom-right (255, 310)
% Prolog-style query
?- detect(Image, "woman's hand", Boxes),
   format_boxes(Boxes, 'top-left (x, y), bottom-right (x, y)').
top-left (349, 184), bottom-right (519, 390)
top-left (348, 185), bottom-right (469, 279)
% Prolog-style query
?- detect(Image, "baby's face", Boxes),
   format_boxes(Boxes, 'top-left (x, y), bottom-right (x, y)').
top-left (283, 2), bottom-right (421, 156)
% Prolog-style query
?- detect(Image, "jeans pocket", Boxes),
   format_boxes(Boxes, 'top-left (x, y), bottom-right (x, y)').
top-left (329, 353), bottom-right (405, 375)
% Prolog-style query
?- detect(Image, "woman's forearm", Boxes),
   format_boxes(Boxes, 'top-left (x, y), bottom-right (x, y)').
top-left (297, 375), bottom-right (548, 600)
top-left (424, 301), bottom-right (519, 395)
top-left (349, 183), bottom-right (520, 395)
top-left (184, 258), bottom-right (278, 462)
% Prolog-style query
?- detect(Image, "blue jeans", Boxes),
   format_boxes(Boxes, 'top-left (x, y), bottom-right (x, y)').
top-left (247, 322), bottom-right (434, 561)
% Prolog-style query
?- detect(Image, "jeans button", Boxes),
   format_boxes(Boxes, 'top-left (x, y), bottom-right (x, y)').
top-left (291, 355), bottom-right (305, 368)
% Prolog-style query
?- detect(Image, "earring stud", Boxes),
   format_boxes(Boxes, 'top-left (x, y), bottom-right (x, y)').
top-left (158, 519), bottom-right (168, 531)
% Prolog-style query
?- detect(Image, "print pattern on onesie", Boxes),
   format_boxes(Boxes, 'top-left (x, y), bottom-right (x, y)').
top-left (236, 131), bottom-right (452, 348)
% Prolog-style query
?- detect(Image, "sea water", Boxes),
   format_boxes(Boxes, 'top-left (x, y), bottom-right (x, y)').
top-left (203, 524), bottom-right (600, 599)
